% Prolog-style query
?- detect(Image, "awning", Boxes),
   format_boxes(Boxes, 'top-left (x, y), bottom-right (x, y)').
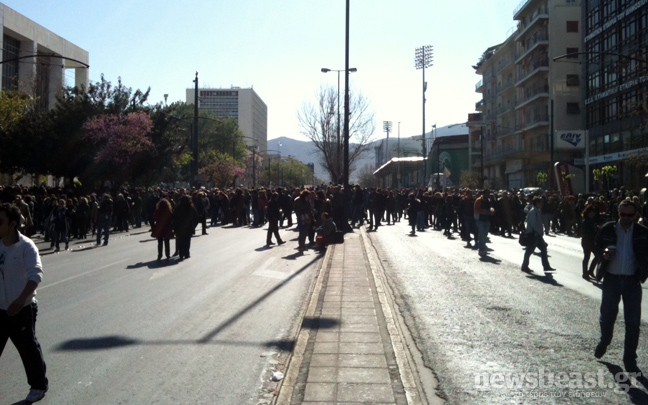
top-left (373, 157), bottom-right (426, 176)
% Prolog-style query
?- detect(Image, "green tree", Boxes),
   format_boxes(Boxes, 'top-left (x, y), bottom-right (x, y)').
top-left (593, 165), bottom-right (617, 190)
top-left (536, 171), bottom-right (548, 188)
top-left (20, 75), bottom-right (151, 184)
top-left (460, 170), bottom-right (481, 189)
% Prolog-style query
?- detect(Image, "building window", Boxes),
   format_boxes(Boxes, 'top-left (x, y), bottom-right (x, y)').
top-left (567, 21), bottom-right (579, 32)
top-left (587, 71), bottom-right (601, 96)
top-left (567, 102), bottom-right (580, 114)
top-left (586, 6), bottom-right (601, 32)
top-left (611, 133), bottom-right (621, 152)
top-left (2, 35), bottom-right (20, 90)
top-left (566, 47), bottom-right (579, 59)
top-left (566, 74), bottom-right (580, 86)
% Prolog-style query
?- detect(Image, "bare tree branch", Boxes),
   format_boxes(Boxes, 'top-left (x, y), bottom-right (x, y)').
top-left (298, 85), bottom-right (375, 183)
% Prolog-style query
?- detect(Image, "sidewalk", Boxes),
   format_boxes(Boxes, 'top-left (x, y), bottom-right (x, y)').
top-left (276, 228), bottom-right (429, 405)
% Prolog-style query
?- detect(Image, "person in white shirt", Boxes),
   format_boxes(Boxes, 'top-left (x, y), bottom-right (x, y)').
top-left (0, 203), bottom-right (48, 403)
top-left (593, 199), bottom-right (648, 374)
top-left (521, 196), bottom-right (555, 273)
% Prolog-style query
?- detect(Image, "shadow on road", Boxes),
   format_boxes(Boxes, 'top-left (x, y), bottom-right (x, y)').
top-left (126, 259), bottom-right (180, 269)
top-left (301, 316), bottom-right (339, 330)
top-left (71, 246), bottom-right (101, 252)
top-left (523, 272), bottom-right (564, 287)
top-left (479, 255), bottom-right (501, 264)
top-left (55, 255), bottom-right (321, 351)
top-left (600, 361), bottom-right (648, 403)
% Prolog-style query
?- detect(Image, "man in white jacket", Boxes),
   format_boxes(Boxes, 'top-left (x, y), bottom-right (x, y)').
top-left (521, 196), bottom-right (556, 273)
top-left (0, 203), bottom-right (48, 403)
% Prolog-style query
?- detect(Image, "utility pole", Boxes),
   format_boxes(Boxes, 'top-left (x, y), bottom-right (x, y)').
top-left (192, 72), bottom-right (199, 186)
top-left (343, 0), bottom-right (351, 190)
top-left (550, 99), bottom-right (554, 191)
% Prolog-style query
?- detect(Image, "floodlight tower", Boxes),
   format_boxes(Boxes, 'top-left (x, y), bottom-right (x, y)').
top-left (415, 45), bottom-right (433, 187)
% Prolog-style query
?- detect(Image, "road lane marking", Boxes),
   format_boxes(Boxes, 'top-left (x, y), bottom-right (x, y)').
top-left (40, 258), bottom-right (131, 290)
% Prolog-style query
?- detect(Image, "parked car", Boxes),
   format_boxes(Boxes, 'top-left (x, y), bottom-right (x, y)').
top-left (521, 187), bottom-right (541, 196)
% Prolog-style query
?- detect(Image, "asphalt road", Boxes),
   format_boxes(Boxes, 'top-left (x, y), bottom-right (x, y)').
top-left (366, 220), bottom-right (648, 404)
top-left (1, 224), bottom-right (321, 405)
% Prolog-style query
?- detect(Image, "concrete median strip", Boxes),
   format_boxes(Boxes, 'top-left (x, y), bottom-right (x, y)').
top-left (275, 228), bottom-right (437, 405)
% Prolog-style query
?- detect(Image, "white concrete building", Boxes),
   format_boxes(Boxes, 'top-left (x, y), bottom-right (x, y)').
top-left (186, 87), bottom-right (268, 153)
top-left (0, 3), bottom-right (89, 109)
top-left (470, 0), bottom-right (583, 190)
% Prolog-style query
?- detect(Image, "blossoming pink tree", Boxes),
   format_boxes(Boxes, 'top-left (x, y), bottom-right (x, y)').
top-left (83, 111), bottom-right (154, 184)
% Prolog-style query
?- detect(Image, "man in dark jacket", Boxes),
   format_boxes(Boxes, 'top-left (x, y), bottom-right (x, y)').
top-left (593, 199), bottom-right (648, 373)
top-left (96, 194), bottom-right (113, 246)
top-left (266, 192), bottom-right (285, 247)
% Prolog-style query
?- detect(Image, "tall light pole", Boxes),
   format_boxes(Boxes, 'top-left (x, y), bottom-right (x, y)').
top-left (415, 45), bottom-right (433, 187)
top-left (398, 122), bottom-right (401, 188)
top-left (321, 67), bottom-right (357, 183)
top-left (344, 0), bottom-right (351, 190)
top-left (192, 72), bottom-right (199, 186)
top-left (383, 121), bottom-right (392, 165)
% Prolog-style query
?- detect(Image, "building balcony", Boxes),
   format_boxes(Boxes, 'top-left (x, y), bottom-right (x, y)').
top-left (517, 114), bottom-right (549, 132)
top-left (484, 142), bottom-right (525, 162)
top-left (515, 10), bottom-right (548, 40)
top-left (514, 0), bottom-right (543, 20)
top-left (515, 34), bottom-right (549, 63)
top-left (475, 99), bottom-right (485, 111)
top-left (516, 84), bottom-right (549, 109)
top-left (467, 113), bottom-right (483, 124)
top-left (515, 58), bottom-right (549, 87)
top-left (476, 78), bottom-right (484, 92)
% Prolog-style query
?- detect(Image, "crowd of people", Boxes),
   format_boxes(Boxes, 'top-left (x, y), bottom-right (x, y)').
top-left (1, 183), bottom-right (647, 262)
top-left (2, 181), bottom-right (648, 402)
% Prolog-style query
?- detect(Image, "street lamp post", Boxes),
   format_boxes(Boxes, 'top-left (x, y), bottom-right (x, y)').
top-left (397, 122), bottom-right (401, 188)
top-left (321, 67), bottom-right (357, 183)
top-left (192, 72), bottom-right (199, 186)
top-left (415, 45), bottom-right (433, 187)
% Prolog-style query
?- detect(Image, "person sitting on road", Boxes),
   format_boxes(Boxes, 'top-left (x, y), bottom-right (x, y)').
top-left (315, 212), bottom-right (337, 249)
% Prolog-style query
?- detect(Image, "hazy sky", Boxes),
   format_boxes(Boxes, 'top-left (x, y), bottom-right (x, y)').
top-left (5, 0), bottom-right (520, 142)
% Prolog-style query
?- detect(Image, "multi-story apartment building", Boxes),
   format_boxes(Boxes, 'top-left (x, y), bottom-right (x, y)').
top-left (1, 3), bottom-right (89, 110)
top-left (185, 87), bottom-right (268, 153)
top-left (583, 0), bottom-right (648, 191)
top-left (470, 0), bottom-right (583, 190)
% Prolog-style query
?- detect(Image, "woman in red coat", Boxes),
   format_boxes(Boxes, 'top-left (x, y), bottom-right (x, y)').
top-left (151, 198), bottom-right (174, 260)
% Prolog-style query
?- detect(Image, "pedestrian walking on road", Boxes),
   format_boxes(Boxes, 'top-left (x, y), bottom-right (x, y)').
top-left (294, 189), bottom-right (314, 254)
top-left (151, 198), bottom-right (174, 260)
top-left (580, 204), bottom-right (600, 280)
top-left (0, 203), bottom-right (49, 403)
top-left (265, 192), bottom-right (285, 247)
top-left (474, 189), bottom-right (494, 257)
top-left (407, 193), bottom-right (419, 235)
top-left (521, 196), bottom-right (555, 273)
top-left (173, 195), bottom-right (198, 260)
top-left (593, 199), bottom-right (648, 374)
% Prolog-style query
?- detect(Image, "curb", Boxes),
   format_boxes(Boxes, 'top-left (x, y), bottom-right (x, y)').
top-left (360, 226), bottom-right (444, 405)
top-left (274, 245), bottom-right (334, 404)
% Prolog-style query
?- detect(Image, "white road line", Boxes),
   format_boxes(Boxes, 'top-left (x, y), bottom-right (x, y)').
top-left (40, 258), bottom-right (131, 290)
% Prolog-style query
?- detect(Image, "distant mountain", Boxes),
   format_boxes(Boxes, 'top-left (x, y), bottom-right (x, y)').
top-left (269, 123), bottom-right (467, 184)
top-left (268, 136), bottom-right (376, 183)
